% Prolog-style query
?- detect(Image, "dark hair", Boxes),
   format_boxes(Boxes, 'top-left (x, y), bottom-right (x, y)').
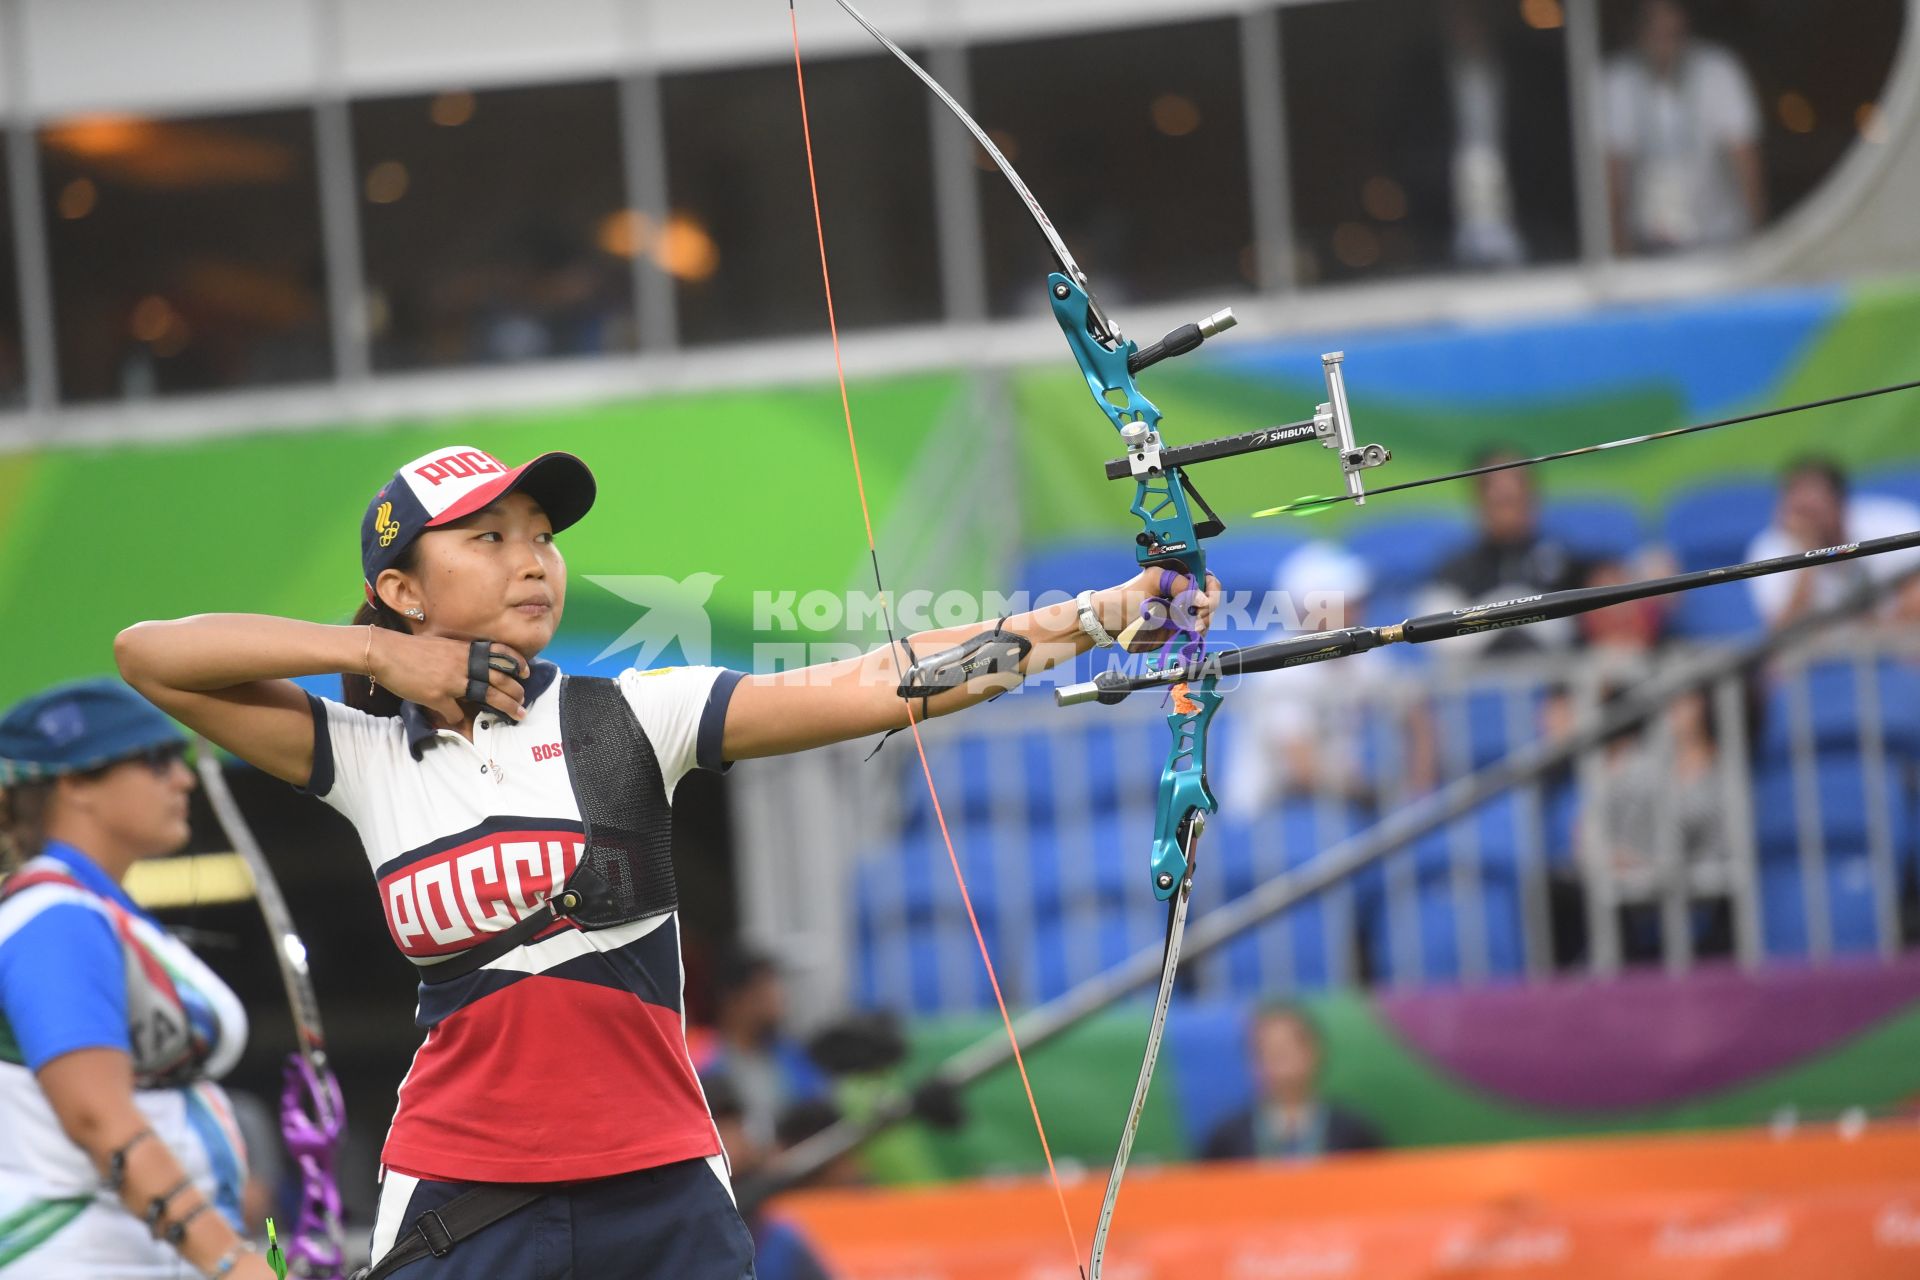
top-left (1469, 444), bottom-right (1533, 491)
top-left (701, 1073), bottom-right (744, 1122)
top-left (1781, 455), bottom-right (1849, 502)
top-left (774, 1098), bottom-right (843, 1150)
top-left (0, 779), bottom-right (53, 876)
top-left (715, 945), bottom-right (776, 999)
top-left (345, 541), bottom-right (423, 718)
top-left (1250, 1001), bottom-right (1323, 1052)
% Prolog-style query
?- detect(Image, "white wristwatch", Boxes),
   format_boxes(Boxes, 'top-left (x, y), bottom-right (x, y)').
top-left (1076, 589), bottom-right (1118, 648)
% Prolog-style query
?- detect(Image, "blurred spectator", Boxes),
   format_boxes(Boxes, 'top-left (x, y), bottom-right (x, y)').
top-left (774, 1099), bottom-right (864, 1191)
top-left (1576, 556), bottom-right (1671, 653)
top-left (1391, 0), bottom-right (1577, 269)
top-left (1228, 543), bottom-right (1434, 811)
top-left (696, 947), bottom-right (831, 1148)
top-left (1419, 452), bottom-right (1592, 657)
top-left (1603, 0), bottom-right (1765, 255)
top-left (1202, 1004), bottom-right (1382, 1162)
top-left (1746, 457), bottom-right (1920, 630)
top-left (704, 1075), bottom-right (834, 1280)
top-left (1581, 688), bottom-right (1733, 963)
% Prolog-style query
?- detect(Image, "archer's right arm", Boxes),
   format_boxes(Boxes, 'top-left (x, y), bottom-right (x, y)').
top-left (113, 615), bottom-right (369, 788)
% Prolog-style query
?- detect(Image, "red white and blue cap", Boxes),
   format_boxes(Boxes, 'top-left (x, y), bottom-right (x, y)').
top-left (361, 445), bottom-right (596, 597)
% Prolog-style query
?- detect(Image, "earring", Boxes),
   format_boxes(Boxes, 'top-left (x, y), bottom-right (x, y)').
top-left (405, 608), bottom-right (425, 621)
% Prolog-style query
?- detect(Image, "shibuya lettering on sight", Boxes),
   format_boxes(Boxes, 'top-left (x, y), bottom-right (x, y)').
top-left (379, 831), bottom-right (585, 957)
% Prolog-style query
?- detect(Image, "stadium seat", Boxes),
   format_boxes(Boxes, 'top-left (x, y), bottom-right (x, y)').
top-left (1752, 754), bottom-right (1914, 855)
top-left (853, 877), bottom-right (1008, 1013)
top-left (1343, 512), bottom-right (1473, 589)
top-left (1661, 478), bottom-right (1777, 572)
top-left (1212, 799), bottom-right (1374, 994)
top-left (1756, 849), bottom-right (1891, 959)
top-left (1758, 659), bottom-right (1920, 760)
top-left (1203, 530), bottom-right (1306, 616)
top-left (1428, 683), bottom-right (1550, 774)
top-left (1538, 495), bottom-right (1645, 563)
top-left (1666, 579), bottom-right (1763, 639)
top-left (1859, 466), bottom-right (1920, 510)
top-left (1359, 854), bottom-right (1527, 986)
top-left (1015, 540), bottom-right (1139, 602)
top-left (1751, 752), bottom-right (1911, 959)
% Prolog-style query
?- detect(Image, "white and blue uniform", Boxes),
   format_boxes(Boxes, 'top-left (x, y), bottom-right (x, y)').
top-left (294, 659), bottom-right (749, 1274)
top-left (0, 842), bottom-right (250, 1277)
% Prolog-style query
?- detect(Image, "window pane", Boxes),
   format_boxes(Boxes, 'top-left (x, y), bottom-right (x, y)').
top-left (972, 20), bottom-right (1253, 317)
top-left (1284, 0), bottom-right (1578, 284)
top-left (1598, 0), bottom-right (1904, 255)
top-left (662, 55), bottom-right (941, 346)
top-left (0, 163), bottom-right (25, 406)
top-left (353, 82), bottom-right (636, 371)
top-left (41, 110), bottom-right (332, 402)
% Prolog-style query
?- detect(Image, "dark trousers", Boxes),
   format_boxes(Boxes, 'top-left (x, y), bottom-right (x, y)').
top-left (374, 1157), bottom-right (756, 1279)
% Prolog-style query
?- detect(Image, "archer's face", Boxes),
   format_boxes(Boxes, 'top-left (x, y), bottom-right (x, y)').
top-left (409, 492), bottom-right (568, 658)
top-left (59, 749), bottom-right (196, 859)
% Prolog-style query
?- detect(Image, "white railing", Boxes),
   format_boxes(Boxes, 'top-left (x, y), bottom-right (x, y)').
top-left (735, 626), bottom-right (1920, 1024)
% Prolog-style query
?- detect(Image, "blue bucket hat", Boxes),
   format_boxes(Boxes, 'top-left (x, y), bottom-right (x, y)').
top-left (0, 679), bottom-right (187, 785)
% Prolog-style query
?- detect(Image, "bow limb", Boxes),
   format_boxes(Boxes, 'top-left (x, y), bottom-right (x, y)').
top-left (825, 0), bottom-right (1120, 348)
top-left (194, 740), bottom-right (346, 1279)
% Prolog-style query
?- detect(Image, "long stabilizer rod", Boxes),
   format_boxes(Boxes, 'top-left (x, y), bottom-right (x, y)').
top-left (1060, 526), bottom-right (1920, 706)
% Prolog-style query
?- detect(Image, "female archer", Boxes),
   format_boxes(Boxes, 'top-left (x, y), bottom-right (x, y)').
top-left (0, 680), bottom-right (272, 1279)
top-left (114, 444), bottom-right (1215, 1278)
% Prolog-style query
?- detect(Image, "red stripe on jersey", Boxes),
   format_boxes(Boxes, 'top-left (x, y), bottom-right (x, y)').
top-left (380, 973), bottom-right (719, 1182)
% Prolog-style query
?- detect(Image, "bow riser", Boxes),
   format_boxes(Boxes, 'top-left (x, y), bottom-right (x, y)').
top-left (1151, 692), bottom-right (1220, 901)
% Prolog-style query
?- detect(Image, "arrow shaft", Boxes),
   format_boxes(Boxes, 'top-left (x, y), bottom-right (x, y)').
top-left (1262, 376), bottom-right (1920, 515)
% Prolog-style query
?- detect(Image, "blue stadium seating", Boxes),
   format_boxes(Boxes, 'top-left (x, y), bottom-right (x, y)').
top-left (1757, 659), bottom-right (1920, 761)
top-left (1757, 849), bottom-right (1891, 959)
top-left (1343, 511), bottom-right (1472, 589)
top-left (1359, 855), bottom-right (1527, 985)
top-left (1751, 750), bottom-right (1913, 958)
top-left (1211, 800), bottom-right (1375, 994)
top-left (1860, 467), bottom-right (1920, 510)
top-left (1666, 579), bottom-right (1763, 639)
top-left (1428, 683), bottom-right (1550, 774)
top-left (1753, 753), bottom-right (1913, 854)
top-left (1537, 495), bottom-right (1645, 563)
top-left (1662, 478), bottom-right (1777, 571)
top-left (848, 472), bottom-right (1918, 1011)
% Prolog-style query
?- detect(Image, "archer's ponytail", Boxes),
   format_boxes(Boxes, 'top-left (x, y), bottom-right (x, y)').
top-left (0, 780), bottom-right (51, 877)
top-left (344, 542), bottom-right (422, 719)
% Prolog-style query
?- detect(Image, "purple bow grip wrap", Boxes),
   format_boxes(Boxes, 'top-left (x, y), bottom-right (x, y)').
top-left (280, 1053), bottom-right (346, 1276)
top-left (1153, 568), bottom-right (1207, 668)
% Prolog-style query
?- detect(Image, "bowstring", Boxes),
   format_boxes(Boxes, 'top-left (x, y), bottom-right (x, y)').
top-left (788, 4), bottom-right (1086, 1269)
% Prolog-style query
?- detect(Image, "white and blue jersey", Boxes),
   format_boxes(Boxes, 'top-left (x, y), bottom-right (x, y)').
top-left (0, 842), bottom-right (250, 1277)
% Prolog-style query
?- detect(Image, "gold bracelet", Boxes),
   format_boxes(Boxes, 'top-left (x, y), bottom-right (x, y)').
top-left (365, 624), bottom-right (377, 694)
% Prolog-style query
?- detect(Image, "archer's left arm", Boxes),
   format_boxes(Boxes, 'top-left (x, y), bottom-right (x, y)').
top-left (720, 568), bottom-right (1219, 761)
